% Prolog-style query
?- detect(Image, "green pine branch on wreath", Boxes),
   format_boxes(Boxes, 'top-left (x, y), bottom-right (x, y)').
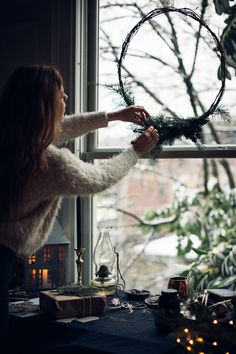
top-left (113, 6), bottom-right (230, 153)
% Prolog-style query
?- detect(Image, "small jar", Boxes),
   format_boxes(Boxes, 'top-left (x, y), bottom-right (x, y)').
top-left (158, 289), bottom-right (181, 316)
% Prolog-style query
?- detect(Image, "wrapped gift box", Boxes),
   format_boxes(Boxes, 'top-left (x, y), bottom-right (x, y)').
top-left (39, 290), bottom-right (106, 319)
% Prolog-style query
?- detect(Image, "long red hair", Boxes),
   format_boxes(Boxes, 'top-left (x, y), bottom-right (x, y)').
top-left (0, 65), bottom-right (63, 220)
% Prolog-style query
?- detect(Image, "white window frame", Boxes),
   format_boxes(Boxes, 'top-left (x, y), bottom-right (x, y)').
top-left (76, 0), bottom-right (236, 285)
top-left (75, 0), bottom-right (100, 285)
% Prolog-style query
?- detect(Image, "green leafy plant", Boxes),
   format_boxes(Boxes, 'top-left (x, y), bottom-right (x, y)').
top-left (143, 180), bottom-right (236, 293)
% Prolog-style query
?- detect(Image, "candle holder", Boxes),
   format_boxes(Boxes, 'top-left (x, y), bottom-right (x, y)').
top-left (75, 248), bottom-right (85, 286)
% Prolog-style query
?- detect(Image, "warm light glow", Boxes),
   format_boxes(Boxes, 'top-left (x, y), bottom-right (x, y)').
top-left (28, 255), bottom-right (36, 264)
top-left (184, 328), bottom-right (189, 333)
top-left (176, 338), bottom-right (181, 343)
top-left (42, 269), bottom-right (48, 286)
top-left (225, 352), bottom-right (230, 354)
top-left (213, 319), bottom-right (218, 324)
top-left (186, 346), bottom-right (192, 351)
top-left (229, 320), bottom-right (233, 325)
top-left (189, 340), bottom-right (194, 345)
top-left (212, 341), bottom-right (218, 346)
top-left (199, 352), bottom-right (205, 354)
top-left (196, 337), bottom-right (204, 343)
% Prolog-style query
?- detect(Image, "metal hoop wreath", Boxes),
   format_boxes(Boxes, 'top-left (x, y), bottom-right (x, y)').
top-left (117, 6), bottom-right (227, 147)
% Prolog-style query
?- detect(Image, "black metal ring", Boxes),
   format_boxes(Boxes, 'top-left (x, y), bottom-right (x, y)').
top-left (117, 6), bottom-right (226, 123)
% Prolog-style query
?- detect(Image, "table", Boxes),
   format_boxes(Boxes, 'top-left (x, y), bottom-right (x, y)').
top-left (8, 295), bottom-right (184, 354)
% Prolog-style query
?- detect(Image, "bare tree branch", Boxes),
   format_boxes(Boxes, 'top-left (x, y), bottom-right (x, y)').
top-left (116, 207), bottom-right (177, 227)
top-left (122, 228), bottom-right (156, 276)
top-left (189, 0), bottom-right (208, 79)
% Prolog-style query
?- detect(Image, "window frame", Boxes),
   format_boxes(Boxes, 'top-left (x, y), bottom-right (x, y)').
top-left (77, 0), bottom-right (236, 286)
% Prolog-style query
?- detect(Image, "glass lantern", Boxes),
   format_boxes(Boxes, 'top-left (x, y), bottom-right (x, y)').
top-left (91, 226), bottom-right (117, 295)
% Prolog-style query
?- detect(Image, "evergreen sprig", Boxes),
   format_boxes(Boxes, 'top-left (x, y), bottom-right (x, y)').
top-left (133, 114), bottom-right (206, 147)
top-left (56, 283), bottom-right (104, 297)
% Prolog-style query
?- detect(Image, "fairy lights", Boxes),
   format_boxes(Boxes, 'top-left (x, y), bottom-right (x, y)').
top-left (154, 289), bottom-right (235, 353)
top-left (175, 324), bottom-right (234, 353)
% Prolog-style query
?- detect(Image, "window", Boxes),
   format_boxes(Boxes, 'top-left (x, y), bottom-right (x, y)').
top-left (28, 255), bottom-right (36, 265)
top-left (43, 246), bottom-right (52, 263)
top-left (78, 0), bottom-right (236, 293)
top-left (58, 246), bottom-right (66, 263)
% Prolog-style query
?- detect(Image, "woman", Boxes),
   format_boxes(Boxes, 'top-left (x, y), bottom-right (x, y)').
top-left (0, 65), bottom-right (159, 335)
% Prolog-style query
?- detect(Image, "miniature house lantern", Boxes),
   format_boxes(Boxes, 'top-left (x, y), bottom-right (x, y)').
top-left (10, 219), bottom-right (70, 294)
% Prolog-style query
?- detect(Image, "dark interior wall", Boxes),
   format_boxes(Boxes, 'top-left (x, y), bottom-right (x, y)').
top-left (0, 0), bottom-right (76, 112)
top-left (0, 0), bottom-right (77, 283)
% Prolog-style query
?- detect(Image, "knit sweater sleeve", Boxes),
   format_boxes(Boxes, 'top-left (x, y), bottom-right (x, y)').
top-left (41, 146), bottom-right (139, 197)
top-left (55, 111), bottom-right (108, 145)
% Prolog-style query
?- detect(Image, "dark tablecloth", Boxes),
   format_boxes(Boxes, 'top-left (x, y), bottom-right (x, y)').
top-left (6, 295), bottom-right (184, 354)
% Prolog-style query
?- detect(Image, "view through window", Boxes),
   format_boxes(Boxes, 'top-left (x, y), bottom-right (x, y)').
top-left (96, 0), bottom-right (236, 294)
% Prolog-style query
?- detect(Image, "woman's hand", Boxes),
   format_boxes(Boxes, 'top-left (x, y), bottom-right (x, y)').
top-left (132, 126), bottom-right (160, 155)
top-left (106, 105), bottom-right (150, 126)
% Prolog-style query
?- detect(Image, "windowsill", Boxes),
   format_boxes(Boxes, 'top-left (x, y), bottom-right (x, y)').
top-left (81, 144), bottom-right (236, 160)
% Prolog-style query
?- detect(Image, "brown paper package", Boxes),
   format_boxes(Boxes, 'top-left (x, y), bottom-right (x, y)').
top-left (40, 290), bottom-right (107, 319)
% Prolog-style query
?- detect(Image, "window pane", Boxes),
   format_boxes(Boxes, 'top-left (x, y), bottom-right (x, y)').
top-left (98, 0), bottom-right (236, 148)
top-left (95, 157), bottom-right (236, 293)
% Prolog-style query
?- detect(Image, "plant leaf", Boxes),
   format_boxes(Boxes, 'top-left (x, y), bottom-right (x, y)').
top-left (192, 247), bottom-right (208, 255)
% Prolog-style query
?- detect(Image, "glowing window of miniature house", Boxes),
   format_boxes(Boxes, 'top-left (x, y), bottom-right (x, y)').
top-left (28, 254), bottom-right (36, 265)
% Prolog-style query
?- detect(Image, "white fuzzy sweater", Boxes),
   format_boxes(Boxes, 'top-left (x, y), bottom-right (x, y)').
top-left (0, 112), bottom-right (138, 256)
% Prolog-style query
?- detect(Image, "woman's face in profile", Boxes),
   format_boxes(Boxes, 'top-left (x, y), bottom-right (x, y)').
top-left (58, 86), bottom-right (68, 121)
